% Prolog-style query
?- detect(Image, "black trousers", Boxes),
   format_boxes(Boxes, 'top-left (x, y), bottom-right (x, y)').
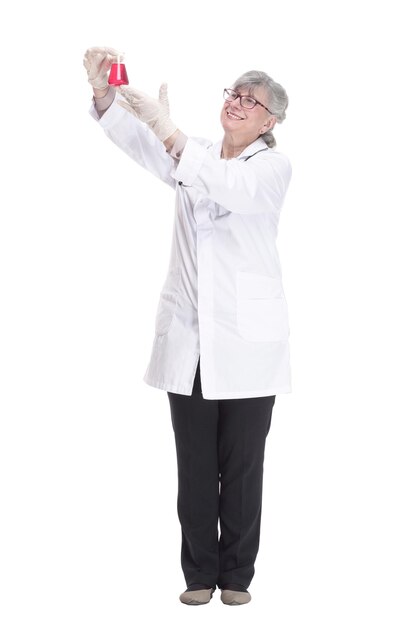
top-left (167, 358), bottom-right (275, 590)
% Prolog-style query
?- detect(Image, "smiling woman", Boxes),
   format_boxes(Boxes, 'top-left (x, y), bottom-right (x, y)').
top-left (84, 47), bottom-right (292, 607)
top-left (221, 70), bottom-right (289, 157)
top-left (221, 84), bottom-right (275, 158)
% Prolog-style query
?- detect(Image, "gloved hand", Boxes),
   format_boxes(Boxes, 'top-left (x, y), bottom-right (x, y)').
top-left (117, 84), bottom-right (177, 142)
top-left (83, 46), bottom-right (122, 90)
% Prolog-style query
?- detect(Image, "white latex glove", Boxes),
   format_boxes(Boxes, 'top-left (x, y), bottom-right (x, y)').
top-left (83, 46), bottom-right (122, 90)
top-left (117, 84), bottom-right (177, 142)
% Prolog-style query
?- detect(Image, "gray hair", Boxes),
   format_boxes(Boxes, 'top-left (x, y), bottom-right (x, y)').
top-left (232, 70), bottom-right (288, 148)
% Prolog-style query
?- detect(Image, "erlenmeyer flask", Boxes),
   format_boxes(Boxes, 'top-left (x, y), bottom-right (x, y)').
top-left (108, 55), bottom-right (129, 86)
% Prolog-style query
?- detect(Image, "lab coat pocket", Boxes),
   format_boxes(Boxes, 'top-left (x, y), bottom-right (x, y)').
top-left (236, 271), bottom-right (289, 342)
top-left (155, 267), bottom-right (181, 336)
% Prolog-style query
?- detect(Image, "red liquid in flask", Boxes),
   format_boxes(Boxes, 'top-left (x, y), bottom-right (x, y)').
top-left (108, 62), bottom-right (129, 86)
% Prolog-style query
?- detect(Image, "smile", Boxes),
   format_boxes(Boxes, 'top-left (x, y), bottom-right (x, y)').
top-left (226, 111), bottom-right (244, 120)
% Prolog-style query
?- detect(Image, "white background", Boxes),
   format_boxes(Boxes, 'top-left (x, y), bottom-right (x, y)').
top-left (1, 1), bottom-right (416, 624)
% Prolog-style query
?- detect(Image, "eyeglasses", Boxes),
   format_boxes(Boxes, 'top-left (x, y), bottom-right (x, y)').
top-left (223, 88), bottom-right (273, 114)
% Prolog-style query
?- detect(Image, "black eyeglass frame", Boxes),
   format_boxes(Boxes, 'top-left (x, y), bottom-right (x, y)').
top-left (223, 88), bottom-right (274, 115)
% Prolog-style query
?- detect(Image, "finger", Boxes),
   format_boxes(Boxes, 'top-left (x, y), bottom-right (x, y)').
top-left (117, 86), bottom-right (135, 104)
top-left (90, 51), bottom-right (107, 73)
top-left (158, 83), bottom-right (168, 105)
top-left (84, 48), bottom-right (106, 65)
top-left (83, 50), bottom-right (103, 72)
top-left (102, 46), bottom-right (124, 59)
top-left (118, 86), bottom-right (148, 107)
top-left (84, 47), bottom-right (122, 74)
top-left (102, 55), bottom-right (114, 71)
top-left (117, 85), bottom-right (139, 102)
top-left (118, 85), bottom-right (145, 99)
top-left (85, 46), bottom-right (123, 58)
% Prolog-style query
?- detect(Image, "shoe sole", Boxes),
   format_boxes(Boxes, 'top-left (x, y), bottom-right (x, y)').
top-left (221, 591), bottom-right (252, 605)
top-left (180, 590), bottom-right (214, 605)
top-left (182, 600), bottom-right (211, 605)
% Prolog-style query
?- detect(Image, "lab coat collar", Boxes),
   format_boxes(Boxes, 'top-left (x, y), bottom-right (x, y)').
top-left (212, 137), bottom-right (269, 160)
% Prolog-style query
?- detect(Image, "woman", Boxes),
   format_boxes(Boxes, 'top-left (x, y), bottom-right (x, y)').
top-left (84, 46), bottom-right (292, 606)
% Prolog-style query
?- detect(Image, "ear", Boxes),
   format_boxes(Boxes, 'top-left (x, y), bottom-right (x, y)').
top-left (260, 115), bottom-right (277, 134)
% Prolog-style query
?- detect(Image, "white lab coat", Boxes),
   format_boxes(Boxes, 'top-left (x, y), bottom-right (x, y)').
top-left (90, 94), bottom-right (292, 399)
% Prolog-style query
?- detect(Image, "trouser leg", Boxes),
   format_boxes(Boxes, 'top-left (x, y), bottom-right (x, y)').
top-left (167, 360), bottom-right (220, 588)
top-left (217, 394), bottom-right (275, 589)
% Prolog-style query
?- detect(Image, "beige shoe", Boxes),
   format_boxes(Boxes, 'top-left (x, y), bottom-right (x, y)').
top-left (220, 589), bottom-right (252, 605)
top-left (179, 588), bottom-right (214, 605)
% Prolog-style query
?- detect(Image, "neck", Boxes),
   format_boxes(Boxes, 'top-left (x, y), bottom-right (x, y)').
top-left (221, 133), bottom-right (255, 159)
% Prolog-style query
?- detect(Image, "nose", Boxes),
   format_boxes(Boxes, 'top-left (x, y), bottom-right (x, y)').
top-left (227, 95), bottom-right (242, 111)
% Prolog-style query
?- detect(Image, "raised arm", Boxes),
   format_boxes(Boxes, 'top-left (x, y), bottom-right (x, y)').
top-left (116, 83), bottom-right (291, 215)
top-left (84, 47), bottom-right (177, 188)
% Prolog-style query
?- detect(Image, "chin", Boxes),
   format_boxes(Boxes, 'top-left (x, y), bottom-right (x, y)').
top-left (221, 115), bottom-right (238, 132)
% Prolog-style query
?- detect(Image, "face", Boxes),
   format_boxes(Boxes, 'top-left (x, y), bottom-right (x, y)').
top-left (220, 85), bottom-right (276, 145)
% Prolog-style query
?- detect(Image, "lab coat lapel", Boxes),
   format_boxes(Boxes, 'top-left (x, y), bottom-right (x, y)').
top-left (237, 137), bottom-right (269, 160)
top-left (210, 137), bottom-right (268, 161)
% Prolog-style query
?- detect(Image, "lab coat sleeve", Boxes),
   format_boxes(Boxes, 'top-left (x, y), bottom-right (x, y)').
top-left (173, 138), bottom-right (292, 214)
top-left (89, 92), bottom-right (177, 189)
